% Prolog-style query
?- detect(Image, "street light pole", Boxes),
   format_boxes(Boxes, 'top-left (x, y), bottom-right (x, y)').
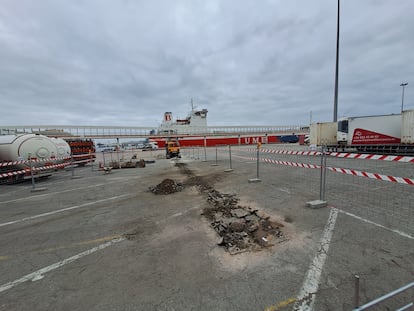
top-left (400, 82), bottom-right (408, 112)
top-left (333, 0), bottom-right (340, 122)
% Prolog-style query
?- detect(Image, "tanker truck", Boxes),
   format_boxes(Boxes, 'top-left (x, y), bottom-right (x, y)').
top-left (0, 133), bottom-right (70, 183)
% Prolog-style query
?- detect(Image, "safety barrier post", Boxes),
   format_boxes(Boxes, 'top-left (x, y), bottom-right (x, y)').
top-left (29, 153), bottom-right (47, 192)
top-left (319, 145), bottom-right (327, 201)
top-left (354, 275), bottom-right (360, 308)
top-left (90, 151), bottom-right (94, 171)
top-left (71, 154), bottom-right (81, 179)
top-left (197, 146), bottom-right (200, 160)
top-left (211, 145), bottom-right (218, 166)
top-left (29, 153), bottom-right (35, 189)
top-left (248, 143), bottom-right (261, 183)
top-left (224, 145), bottom-right (233, 172)
top-left (203, 136), bottom-right (207, 162)
top-left (117, 149), bottom-right (121, 170)
top-left (306, 146), bottom-right (327, 208)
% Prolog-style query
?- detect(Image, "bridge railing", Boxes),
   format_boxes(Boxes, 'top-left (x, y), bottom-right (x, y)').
top-left (1, 125), bottom-right (309, 138)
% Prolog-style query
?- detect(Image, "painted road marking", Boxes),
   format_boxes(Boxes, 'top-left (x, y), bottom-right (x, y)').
top-left (336, 208), bottom-right (413, 240)
top-left (0, 237), bottom-right (125, 293)
top-left (0, 194), bottom-right (129, 228)
top-left (293, 208), bottom-right (339, 311)
top-left (38, 235), bottom-right (122, 253)
top-left (0, 175), bottom-right (142, 205)
top-left (0, 183), bottom-right (106, 205)
top-left (0, 235), bottom-right (122, 261)
top-left (264, 297), bottom-right (296, 311)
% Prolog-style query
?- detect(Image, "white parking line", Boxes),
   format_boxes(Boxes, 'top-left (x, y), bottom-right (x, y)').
top-left (0, 183), bottom-right (106, 205)
top-left (293, 208), bottom-right (339, 311)
top-left (0, 194), bottom-right (129, 228)
top-left (0, 237), bottom-right (125, 293)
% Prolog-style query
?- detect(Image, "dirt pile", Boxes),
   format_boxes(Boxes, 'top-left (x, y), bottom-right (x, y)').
top-left (202, 190), bottom-right (285, 254)
top-left (149, 179), bottom-right (184, 195)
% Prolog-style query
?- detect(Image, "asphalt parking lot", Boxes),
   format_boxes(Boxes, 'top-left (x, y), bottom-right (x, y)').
top-left (0, 146), bottom-right (413, 311)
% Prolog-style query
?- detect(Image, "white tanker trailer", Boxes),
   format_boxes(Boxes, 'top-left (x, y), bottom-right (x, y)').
top-left (0, 134), bottom-right (70, 183)
top-left (50, 137), bottom-right (71, 158)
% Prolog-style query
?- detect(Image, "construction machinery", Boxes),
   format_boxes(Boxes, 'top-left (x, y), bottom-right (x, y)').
top-left (165, 138), bottom-right (181, 159)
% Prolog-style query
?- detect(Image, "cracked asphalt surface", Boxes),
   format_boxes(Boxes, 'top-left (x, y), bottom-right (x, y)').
top-left (0, 146), bottom-right (413, 311)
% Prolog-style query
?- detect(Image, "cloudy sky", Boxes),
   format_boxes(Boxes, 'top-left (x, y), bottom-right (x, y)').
top-left (0, 0), bottom-right (413, 127)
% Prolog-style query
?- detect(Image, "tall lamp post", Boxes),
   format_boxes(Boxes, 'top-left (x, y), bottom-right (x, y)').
top-left (333, 0), bottom-right (340, 122)
top-left (400, 82), bottom-right (408, 112)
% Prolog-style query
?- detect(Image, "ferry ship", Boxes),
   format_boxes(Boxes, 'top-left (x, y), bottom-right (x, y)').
top-left (152, 104), bottom-right (304, 148)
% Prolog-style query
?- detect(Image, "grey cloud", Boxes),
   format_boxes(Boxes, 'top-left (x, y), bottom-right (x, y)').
top-left (0, 0), bottom-right (413, 127)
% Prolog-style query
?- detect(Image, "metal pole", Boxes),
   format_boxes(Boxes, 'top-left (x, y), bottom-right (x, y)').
top-left (229, 145), bottom-right (232, 170)
top-left (256, 147), bottom-right (260, 179)
top-left (71, 153), bottom-right (75, 178)
top-left (203, 137), bottom-right (207, 161)
top-left (117, 149), bottom-right (121, 170)
top-left (400, 82), bottom-right (408, 112)
top-left (90, 151), bottom-right (93, 171)
top-left (211, 145), bottom-right (218, 166)
top-left (29, 153), bottom-right (35, 190)
top-left (353, 281), bottom-right (414, 311)
top-left (354, 275), bottom-right (360, 308)
top-left (319, 146), bottom-right (327, 201)
top-left (333, 0), bottom-right (340, 122)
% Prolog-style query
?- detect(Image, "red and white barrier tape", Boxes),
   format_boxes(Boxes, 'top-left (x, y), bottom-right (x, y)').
top-left (0, 162), bottom-right (71, 179)
top-left (237, 155), bottom-right (414, 186)
top-left (247, 148), bottom-right (322, 156)
top-left (0, 156), bottom-right (72, 168)
top-left (327, 167), bottom-right (414, 185)
top-left (262, 158), bottom-right (320, 169)
top-left (247, 148), bottom-right (414, 163)
top-left (327, 152), bottom-right (414, 163)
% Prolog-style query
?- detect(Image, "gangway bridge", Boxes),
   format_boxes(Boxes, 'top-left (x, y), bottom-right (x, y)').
top-left (0, 125), bottom-right (309, 139)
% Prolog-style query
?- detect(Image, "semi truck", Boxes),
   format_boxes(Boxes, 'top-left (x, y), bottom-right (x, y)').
top-left (310, 110), bottom-right (414, 154)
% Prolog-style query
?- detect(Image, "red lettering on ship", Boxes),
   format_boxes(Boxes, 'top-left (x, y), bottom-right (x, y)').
top-left (244, 137), bottom-right (265, 144)
top-left (351, 128), bottom-right (400, 145)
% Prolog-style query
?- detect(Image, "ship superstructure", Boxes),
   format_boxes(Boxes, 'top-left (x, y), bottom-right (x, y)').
top-left (159, 105), bottom-right (208, 135)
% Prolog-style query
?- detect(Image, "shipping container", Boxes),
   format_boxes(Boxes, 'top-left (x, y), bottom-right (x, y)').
top-left (309, 122), bottom-right (337, 146)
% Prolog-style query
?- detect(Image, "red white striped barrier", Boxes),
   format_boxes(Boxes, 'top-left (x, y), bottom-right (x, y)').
top-left (0, 162), bottom-right (71, 179)
top-left (249, 148), bottom-right (414, 163)
top-left (247, 148), bottom-right (322, 156)
top-left (262, 158), bottom-right (320, 169)
top-left (327, 152), bottom-right (414, 163)
top-left (327, 167), bottom-right (414, 186)
top-left (0, 156), bottom-right (72, 168)
top-left (235, 155), bottom-right (414, 186)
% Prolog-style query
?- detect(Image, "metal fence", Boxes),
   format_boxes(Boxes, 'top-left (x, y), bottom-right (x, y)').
top-left (215, 144), bottom-right (414, 237)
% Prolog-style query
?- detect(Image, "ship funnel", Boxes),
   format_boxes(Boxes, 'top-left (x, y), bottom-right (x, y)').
top-left (164, 112), bottom-right (173, 123)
